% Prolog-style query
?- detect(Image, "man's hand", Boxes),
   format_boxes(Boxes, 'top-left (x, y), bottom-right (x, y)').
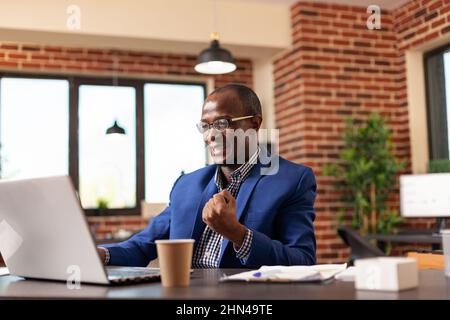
top-left (202, 190), bottom-right (246, 248)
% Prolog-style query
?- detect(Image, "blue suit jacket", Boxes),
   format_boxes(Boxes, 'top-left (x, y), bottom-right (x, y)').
top-left (102, 156), bottom-right (317, 268)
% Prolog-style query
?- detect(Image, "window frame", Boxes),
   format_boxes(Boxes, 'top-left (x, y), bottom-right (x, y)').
top-left (72, 76), bottom-right (144, 216)
top-left (0, 72), bottom-right (206, 216)
top-left (424, 43), bottom-right (450, 161)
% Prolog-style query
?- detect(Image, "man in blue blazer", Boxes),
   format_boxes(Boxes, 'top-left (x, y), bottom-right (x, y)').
top-left (98, 84), bottom-right (317, 268)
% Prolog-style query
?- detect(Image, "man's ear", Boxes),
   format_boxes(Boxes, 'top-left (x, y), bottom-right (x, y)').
top-left (252, 115), bottom-right (263, 130)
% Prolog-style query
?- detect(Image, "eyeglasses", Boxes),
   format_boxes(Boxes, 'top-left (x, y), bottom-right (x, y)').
top-left (196, 115), bottom-right (255, 133)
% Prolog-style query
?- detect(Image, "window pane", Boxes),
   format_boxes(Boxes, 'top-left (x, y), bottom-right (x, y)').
top-left (144, 83), bottom-right (206, 203)
top-left (78, 85), bottom-right (136, 209)
top-left (426, 50), bottom-right (449, 160)
top-left (0, 78), bottom-right (69, 179)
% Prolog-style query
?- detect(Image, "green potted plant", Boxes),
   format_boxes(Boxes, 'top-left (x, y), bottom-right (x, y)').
top-left (324, 113), bottom-right (406, 237)
top-left (96, 198), bottom-right (109, 216)
top-left (428, 159), bottom-right (450, 173)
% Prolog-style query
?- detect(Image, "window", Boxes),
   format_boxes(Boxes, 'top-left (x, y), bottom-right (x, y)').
top-left (78, 85), bottom-right (137, 209)
top-left (0, 73), bottom-right (206, 215)
top-left (425, 44), bottom-right (450, 160)
top-left (144, 83), bottom-right (206, 203)
top-left (0, 77), bottom-right (69, 179)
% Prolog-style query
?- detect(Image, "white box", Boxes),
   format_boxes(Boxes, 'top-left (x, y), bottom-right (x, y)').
top-left (354, 257), bottom-right (418, 291)
top-left (442, 230), bottom-right (450, 277)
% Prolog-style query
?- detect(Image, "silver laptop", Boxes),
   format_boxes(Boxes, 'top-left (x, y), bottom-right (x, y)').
top-left (0, 175), bottom-right (160, 285)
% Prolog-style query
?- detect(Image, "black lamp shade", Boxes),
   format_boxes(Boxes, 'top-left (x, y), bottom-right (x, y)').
top-left (195, 40), bottom-right (237, 74)
top-left (106, 120), bottom-right (126, 135)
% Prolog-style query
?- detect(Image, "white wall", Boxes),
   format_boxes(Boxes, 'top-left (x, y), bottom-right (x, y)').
top-left (0, 0), bottom-right (291, 59)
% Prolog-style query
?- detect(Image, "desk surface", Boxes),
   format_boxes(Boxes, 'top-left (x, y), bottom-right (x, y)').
top-left (0, 269), bottom-right (449, 300)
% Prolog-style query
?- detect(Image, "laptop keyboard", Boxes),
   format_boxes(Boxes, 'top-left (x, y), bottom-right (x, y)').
top-left (106, 266), bottom-right (160, 284)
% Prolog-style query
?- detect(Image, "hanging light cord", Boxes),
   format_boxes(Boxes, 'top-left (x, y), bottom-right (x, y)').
top-left (212, 0), bottom-right (219, 40)
top-left (112, 50), bottom-right (119, 124)
top-left (112, 51), bottom-right (118, 87)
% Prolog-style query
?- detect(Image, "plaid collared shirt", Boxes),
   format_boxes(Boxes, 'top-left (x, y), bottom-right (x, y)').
top-left (192, 148), bottom-right (259, 268)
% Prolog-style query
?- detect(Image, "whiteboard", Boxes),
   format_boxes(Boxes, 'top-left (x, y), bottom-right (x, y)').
top-left (400, 173), bottom-right (450, 217)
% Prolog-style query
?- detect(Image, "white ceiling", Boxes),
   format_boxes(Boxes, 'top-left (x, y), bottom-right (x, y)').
top-left (237, 0), bottom-right (410, 10)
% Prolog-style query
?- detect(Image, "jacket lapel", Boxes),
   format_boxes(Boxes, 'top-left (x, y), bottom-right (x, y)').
top-left (219, 162), bottom-right (263, 261)
top-left (190, 172), bottom-right (218, 242)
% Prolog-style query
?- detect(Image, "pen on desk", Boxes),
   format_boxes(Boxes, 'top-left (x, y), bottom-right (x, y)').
top-left (252, 269), bottom-right (282, 278)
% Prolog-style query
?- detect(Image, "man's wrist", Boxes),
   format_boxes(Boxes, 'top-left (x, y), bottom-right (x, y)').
top-left (234, 228), bottom-right (253, 261)
top-left (229, 224), bottom-right (247, 248)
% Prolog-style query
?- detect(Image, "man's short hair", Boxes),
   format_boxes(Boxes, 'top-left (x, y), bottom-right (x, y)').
top-left (210, 83), bottom-right (262, 116)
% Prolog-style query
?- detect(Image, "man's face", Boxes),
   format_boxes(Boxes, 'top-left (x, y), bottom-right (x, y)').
top-left (200, 91), bottom-right (260, 165)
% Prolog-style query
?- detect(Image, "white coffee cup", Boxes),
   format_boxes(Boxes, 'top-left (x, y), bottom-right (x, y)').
top-left (441, 230), bottom-right (450, 277)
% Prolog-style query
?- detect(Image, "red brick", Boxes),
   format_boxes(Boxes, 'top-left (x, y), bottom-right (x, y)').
top-left (22, 62), bottom-right (41, 69)
top-left (44, 46), bottom-right (63, 53)
top-left (7, 53), bottom-right (27, 59)
top-left (22, 45), bottom-right (40, 51)
top-left (0, 61), bottom-right (18, 67)
top-left (429, 0), bottom-right (443, 11)
top-left (31, 54), bottom-right (49, 61)
top-left (0, 43), bottom-right (19, 50)
top-left (424, 31), bottom-right (440, 41)
top-left (442, 25), bottom-right (450, 33)
top-left (431, 17), bottom-right (446, 27)
top-left (44, 63), bottom-right (62, 70)
top-left (441, 4), bottom-right (450, 14)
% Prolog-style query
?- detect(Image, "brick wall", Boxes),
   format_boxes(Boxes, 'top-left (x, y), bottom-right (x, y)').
top-left (0, 42), bottom-right (253, 242)
top-left (274, 0), bottom-right (450, 263)
top-left (0, 43), bottom-right (252, 88)
top-left (388, 0), bottom-right (450, 255)
top-left (88, 216), bottom-right (149, 242)
top-left (395, 0), bottom-right (450, 51)
top-left (0, 39), bottom-right (253, 86)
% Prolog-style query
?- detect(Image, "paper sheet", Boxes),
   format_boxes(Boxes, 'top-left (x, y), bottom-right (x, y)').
top-left (220, 263), bottom-right (347, 283)
top-left (334, 266), bottom-right (356, 281)
top-left (0, 267), bottom-right (9, 277)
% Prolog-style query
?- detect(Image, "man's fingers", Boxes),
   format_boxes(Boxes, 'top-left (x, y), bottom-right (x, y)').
top-left (202, 201), bottom-right (213, 221)
top-left (203, 199), bottom-right (221, 220)
top-left (212, 194), bottom-right (227, 209)
top-left (203, 199), bottom-right (212, 212)
top-left (220, 189), bottom-right (235, 205)
top-left (204, 191), bottom-right (235, 225)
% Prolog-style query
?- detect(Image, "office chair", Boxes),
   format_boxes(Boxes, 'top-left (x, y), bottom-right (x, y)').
top-left (337, 226), bottom-right (385, 265)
